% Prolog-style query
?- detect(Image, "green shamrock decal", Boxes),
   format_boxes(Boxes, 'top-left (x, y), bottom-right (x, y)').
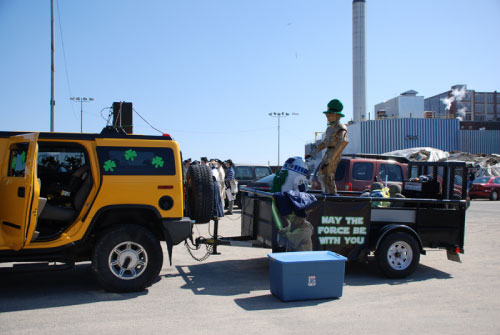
top-left (152, 156), bottom-right (164, 168)
top-left (104, 160), bottom-right (117, 172)
top-left (124, 149), bottom-right (137, 161)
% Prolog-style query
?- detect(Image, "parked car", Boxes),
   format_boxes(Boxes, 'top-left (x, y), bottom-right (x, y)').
top-left (469, 176), bottom-right (500, 200)
top-left (246, 173), bottom-right (275, 192)
top-left (310, 154), bottom-right (409, 192)
top-left (233, 165), bottom-right (273, 207)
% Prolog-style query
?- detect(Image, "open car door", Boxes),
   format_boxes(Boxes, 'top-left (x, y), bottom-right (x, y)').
top-left (0, 133), bottom-right (40, 250)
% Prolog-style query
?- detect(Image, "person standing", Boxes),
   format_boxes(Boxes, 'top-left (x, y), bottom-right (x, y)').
top-left (224, 159), bottom-right (236, 215)
top-left (210, 160), bottom-right (224, 218)
top-left (216, 159), bottom-right (226, 205)
top-left (315, 99), bottom-right (348, 194)
top-left (182, 158), bottom-right (191, 179)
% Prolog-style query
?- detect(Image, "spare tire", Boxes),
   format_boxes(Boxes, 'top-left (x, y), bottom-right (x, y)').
top-left (185, 164), bottom-right (214, 224)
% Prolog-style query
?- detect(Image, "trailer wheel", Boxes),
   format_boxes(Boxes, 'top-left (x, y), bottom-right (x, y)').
top-left (186, 164), bottom-right (214, 223)
top-left (376, 232), bottom-right (420, 278)
top-left (490, 191), bottom-right (498, 201)
top-left (92, 225), bottom-right (163, 292)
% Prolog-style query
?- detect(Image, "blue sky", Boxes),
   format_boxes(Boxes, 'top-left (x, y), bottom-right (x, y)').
top-left (1, 0), bottom-right (499, 165)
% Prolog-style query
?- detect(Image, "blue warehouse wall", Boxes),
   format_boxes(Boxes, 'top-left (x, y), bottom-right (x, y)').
top-left (459, 130), bottom-right (500, 154)
top-left (353, 119), bottom-right (459, 154)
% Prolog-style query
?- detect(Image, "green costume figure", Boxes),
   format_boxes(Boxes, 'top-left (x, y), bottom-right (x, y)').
top-left (315, 99), bottom-right (349, 194)
top-left (277, 216), bottom-right (313, 252)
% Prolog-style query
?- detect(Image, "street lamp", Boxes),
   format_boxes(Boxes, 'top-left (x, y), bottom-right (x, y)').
top-left (268, 112), bottom-right (299, 167)
top-left (70, 96), bottom-right (94, 133)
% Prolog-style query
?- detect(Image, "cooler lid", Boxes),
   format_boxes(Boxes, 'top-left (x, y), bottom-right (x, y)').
top-left (268, 251), bottom-right (347, 263)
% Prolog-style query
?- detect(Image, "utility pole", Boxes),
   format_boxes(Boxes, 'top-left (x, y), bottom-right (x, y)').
top-left (268, 112), bottom-right (299, 167)
top-left (70, 97), bottom-right (94, 133)
top-left (50, 0), bottom-right (55, 131)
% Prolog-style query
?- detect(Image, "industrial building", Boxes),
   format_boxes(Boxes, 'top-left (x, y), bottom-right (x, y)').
top-left (374, 90), bottom-right (424, 119)
top-left (424, 84), bottom-right (499, 121)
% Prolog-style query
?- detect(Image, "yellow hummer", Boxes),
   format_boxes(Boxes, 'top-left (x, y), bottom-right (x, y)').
top-left (0, 129), bottom-right (213, 292)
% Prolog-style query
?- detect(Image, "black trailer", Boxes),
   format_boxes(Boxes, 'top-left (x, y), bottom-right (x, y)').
top-left (192, 161), bottom-right (468, 278)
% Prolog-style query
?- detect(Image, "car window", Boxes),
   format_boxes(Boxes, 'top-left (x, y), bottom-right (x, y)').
top-left (494, 178), bottom-right (500, 185)
top-left (379, 163), bottom-right (403, 182)
top-left (474, 177), bottom-right (491, 184)
top-left (335, 159), bottom-right (347, 181)
top-left (38, 143), bottom-right (87, 173)
top-left (352, 162), bottom-right (374, 181)
top-left (235, 166), bottom-right (253, 180)
top-left (8, 143), bottom-right (29, 177)
top-left (255, 167), bottom-right (271, 179)
top-left (97, 146), bottom-right (175, 175)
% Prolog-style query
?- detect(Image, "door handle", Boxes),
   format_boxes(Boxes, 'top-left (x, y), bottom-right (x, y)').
top-left (18, 187), bottom-right (25, 198)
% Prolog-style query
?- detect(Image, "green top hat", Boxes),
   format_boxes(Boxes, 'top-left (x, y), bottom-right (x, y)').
top-left (323, 99), bottom-right (345, 117)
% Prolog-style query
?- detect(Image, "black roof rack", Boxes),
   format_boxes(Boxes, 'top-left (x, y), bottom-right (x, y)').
top-left (0, 130), bottom-right (172, 141)
top-left (342, 153), bottom-right (409, 164)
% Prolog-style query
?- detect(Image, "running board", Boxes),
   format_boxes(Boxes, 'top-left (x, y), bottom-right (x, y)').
top-left (0, 262), bottom-right (75, 273)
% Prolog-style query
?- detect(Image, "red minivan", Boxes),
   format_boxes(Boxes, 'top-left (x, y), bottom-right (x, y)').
top-left (311, 154), bottom-right (409, 192)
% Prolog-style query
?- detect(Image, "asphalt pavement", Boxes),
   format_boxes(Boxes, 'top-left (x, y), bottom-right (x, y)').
top-left (1, 200), bottom-right (499, 335)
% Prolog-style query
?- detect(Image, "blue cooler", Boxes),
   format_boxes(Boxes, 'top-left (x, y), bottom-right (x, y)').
top-left (268, 251), bottom-right (347, 301)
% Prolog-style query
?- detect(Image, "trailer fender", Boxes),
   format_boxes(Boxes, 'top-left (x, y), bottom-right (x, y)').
top-left (160, 217), bottom-right (193, 265)
top-left (375, 224), bottom-right (425, 255)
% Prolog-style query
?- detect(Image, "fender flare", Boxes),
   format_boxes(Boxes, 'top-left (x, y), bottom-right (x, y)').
top-left (375, 224), bottom-right (425, 255)
top-left (87, 204), bottom-right (177, 263)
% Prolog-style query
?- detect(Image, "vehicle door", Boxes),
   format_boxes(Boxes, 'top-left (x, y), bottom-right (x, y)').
top-left (0, 133), bottom-right (40, 250)
top-left (350, 160), bottom-right (375, 191)
top-left (334, 159), bottom-right (348, 191)
top-left (494, 177), bottom-right (500, 192)
top-left (377, 162), bottom-right (405, 189)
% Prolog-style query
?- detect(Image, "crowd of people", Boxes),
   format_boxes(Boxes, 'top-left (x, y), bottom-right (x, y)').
top-left (182, 156), bottom-right (237, 216)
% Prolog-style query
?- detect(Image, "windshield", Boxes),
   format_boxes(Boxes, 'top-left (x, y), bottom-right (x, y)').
top-left (255, 167), bottom-right (272, 179)
top-left (256, 174), bottom-right (275, 183)
top-left (473, 177), bottom-right (491, 184)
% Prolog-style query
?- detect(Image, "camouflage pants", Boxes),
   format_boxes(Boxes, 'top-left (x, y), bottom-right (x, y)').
top-left (318, 148), bottom-right (342, 194)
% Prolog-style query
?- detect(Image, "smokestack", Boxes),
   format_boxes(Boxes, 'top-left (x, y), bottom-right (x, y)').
top-left (353, 0), bottom-right (366, 123)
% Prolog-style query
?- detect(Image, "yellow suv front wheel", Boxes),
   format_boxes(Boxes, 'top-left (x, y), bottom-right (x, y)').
top-left (92, 224), bottom-right (163, 292)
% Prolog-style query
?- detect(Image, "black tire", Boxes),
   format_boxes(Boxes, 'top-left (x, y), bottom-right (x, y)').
top-left (376, 232), bottom-right (420, 279)
top-left (490, 191), bottom-right (498, 201)
top-left (92, 225), bottom-right (163, 292)
top-left (186, 164), bottom-right (214, 223)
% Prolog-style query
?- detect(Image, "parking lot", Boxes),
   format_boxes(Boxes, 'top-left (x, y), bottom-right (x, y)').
top-left (1, 200), bottom-right (499, 335)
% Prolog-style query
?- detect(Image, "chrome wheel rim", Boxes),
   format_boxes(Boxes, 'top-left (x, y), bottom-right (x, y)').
top-left (108, 241), bottom-right (148, 280)
top-left (386, 241), bottom-right (413, 270)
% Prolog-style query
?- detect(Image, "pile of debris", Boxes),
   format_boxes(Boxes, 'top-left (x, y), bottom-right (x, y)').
top-left (384, 147), bottom-right (449, 162)
top-left (384, 147), bottom-right (500, 176)
top-left (446, 151), bottom-right (500, 176)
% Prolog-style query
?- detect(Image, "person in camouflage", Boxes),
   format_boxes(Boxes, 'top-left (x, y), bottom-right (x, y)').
top-left (315, 99), bottom-right (348, 194)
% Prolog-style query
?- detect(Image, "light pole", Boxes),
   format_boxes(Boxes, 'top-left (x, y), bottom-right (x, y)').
top-left (268, 112), bottom-right (299, 166)
top-left (50, 0), bottom-right (55, 131)
top-left (70, 97), bottom-right (94, 133)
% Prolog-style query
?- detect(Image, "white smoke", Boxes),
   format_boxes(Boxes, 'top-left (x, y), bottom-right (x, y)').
top-left (441, 86), bottom-right (467, 111)
top-left (456, 106), bottom-right (467, 120)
